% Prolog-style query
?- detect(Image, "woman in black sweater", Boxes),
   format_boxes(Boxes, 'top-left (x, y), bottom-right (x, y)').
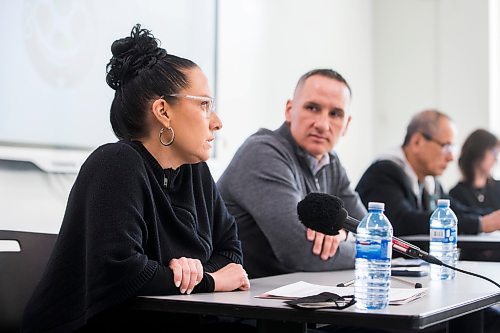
top-left (22, 24), bottom-right (250, 332)
top-left (450, 129), bottom-right (500, 215)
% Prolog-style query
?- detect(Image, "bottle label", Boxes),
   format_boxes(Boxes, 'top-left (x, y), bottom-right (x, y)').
top-left (430, 227), bottom-right (457, 243)
top-left (356, 239), bottom-right (392, 260)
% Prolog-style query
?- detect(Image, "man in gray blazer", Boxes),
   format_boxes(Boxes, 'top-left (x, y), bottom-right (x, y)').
top-left (217, 69), bottom-right (366, 278)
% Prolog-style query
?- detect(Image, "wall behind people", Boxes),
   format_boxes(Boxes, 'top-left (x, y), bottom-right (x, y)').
top-left (215, 0), bottom-right (499, 188)
top-left (0, 0), bottom-right (217, 233)
top-left (0, 0), bottom-right (216, 149)
top-left (1, 0), bottom-right (499, 234)
top-left (1, 0), bottom-right (374, 234)
top-left (214, 0), bottom-right (374, 182)
top-left (372, 0), bottom-right (498, 189)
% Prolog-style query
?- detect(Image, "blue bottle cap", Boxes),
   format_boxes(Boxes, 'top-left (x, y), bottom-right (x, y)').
top-left (368, 202), bottom-right (385, 210)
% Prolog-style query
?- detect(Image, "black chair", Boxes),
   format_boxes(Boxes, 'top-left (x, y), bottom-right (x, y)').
top-left (0, 230), bottom-right (57, 332)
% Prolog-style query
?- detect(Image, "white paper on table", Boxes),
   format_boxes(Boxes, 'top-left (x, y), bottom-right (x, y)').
top-left (256, 281), bottom-right (427, 305)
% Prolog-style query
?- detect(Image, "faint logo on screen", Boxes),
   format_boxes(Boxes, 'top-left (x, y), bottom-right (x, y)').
top-left (23, 0), bottom-right (95, 88)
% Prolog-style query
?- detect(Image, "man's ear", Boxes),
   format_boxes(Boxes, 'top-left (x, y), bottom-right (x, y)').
top-left (285, 99), bottom-right (293, 123)
top-left (151, 98), bottom-right (171, 127)
top-left (408, 132), bottom-right (426, 154)
top-left (412, 132), bottom-right (424, 147)
top-left (341, 115), bottom-right (352, 136)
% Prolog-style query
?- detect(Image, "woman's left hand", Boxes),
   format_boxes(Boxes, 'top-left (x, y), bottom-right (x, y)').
top-left (168, 257), bottom-right (204, 294)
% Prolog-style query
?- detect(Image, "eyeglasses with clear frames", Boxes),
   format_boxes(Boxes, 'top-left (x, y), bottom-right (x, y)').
top-left (490, 147), bottom-right (500, 158)
top-left (420, 132), bottom-right (456, 155)
top-left (165, 94), bottom-right (215, 119)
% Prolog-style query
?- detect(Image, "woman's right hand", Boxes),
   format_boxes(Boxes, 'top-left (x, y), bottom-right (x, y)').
top-left (207, 263), bottom-right (250, 292)
top-left (480, 209), bottom-right (500, 233)
top-left (168, 257), bottom-right (203, 294)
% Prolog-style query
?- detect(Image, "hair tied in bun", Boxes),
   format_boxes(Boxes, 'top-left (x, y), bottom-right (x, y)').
top-left (106, 23), bottom-right (167, 90)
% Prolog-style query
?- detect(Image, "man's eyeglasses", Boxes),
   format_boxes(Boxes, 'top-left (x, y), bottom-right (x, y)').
top-left (420, 132), bottom-right (456, 155)
top-left (165, 94), bottom-right (215, 119)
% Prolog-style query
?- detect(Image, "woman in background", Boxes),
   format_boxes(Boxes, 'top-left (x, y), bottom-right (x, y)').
top-left (22, 24), bottom-right (250, 332)
top-left (451, 129), bottom-right (500, 333)
top-left (450, 129), bottom-right (500, 215)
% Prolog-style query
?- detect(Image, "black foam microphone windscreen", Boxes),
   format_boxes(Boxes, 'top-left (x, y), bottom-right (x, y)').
top-left (297, 193), bottom-right (347, 235)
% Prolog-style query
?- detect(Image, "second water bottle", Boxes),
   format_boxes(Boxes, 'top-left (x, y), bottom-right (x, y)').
top-left (355, 202), bottom-right (393, 310)
top-left (429, 199), bottom-right (458, 280)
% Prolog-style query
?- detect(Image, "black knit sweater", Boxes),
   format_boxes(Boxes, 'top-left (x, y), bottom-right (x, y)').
top-left (22, 141), bottom-right (243, 332)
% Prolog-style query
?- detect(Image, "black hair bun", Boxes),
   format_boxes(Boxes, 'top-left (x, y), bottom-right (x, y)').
top-left (106, 24), bottom-right (167, 90)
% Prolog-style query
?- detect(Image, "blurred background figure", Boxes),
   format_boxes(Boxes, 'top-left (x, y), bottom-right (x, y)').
top-left (356, 110), bottom-right (500, 236)
top-left (450, 129), bottom-right (500, 263)
top-left (450, 129), bottom-right (500, 215)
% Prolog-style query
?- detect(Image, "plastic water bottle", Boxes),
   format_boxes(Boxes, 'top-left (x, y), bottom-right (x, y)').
top-left (355, 202), bottom-right (393, 310)
top-left (429, 199), bottom-right (458, 280)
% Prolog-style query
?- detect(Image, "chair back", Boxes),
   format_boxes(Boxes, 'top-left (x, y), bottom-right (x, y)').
top-left (0, 230), bottom-right (57, 332)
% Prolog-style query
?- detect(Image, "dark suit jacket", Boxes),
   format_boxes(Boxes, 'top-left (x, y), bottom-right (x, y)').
top-left (355, 160), bottom-right (481, 236)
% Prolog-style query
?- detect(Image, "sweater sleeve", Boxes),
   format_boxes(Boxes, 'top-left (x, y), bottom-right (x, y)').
top-left (199, 164), bottom-right (243, 272)
top-left (137, 266), bottom-right (215, 295)
top-left (204, 187), bottom-right (244, 272)
top-left (218, 138), bottom-right (355, 272)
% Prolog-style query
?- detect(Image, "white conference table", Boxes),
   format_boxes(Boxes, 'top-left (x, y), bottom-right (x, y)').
top-left (402, 231), bottom-right (500, 261)
top-left (402, 231), bottom-right (500, 244)
top-left (132, 261), bottom-right (500, 333)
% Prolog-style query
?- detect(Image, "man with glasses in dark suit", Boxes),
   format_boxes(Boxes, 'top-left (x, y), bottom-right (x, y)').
top-left (356, 109), bottom-right (500, 237)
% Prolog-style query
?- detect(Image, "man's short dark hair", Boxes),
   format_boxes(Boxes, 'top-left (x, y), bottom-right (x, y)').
top-left (295, 69), bottom-right (352, 97)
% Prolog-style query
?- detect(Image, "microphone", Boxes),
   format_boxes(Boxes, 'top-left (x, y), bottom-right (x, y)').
top-left (296, 193), bottom-right (344, 236)
top-left (297, 193), bottom-right (441, 264)
top-left (297, 193), bottom-right (500, 288)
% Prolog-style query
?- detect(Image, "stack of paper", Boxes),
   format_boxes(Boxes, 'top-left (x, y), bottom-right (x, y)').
top-left (256, 281), bottom-right (427, 305)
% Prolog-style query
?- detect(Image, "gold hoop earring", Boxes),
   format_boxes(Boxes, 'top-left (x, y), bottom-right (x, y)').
top-left (159, 127), bottom-right (175, 146)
